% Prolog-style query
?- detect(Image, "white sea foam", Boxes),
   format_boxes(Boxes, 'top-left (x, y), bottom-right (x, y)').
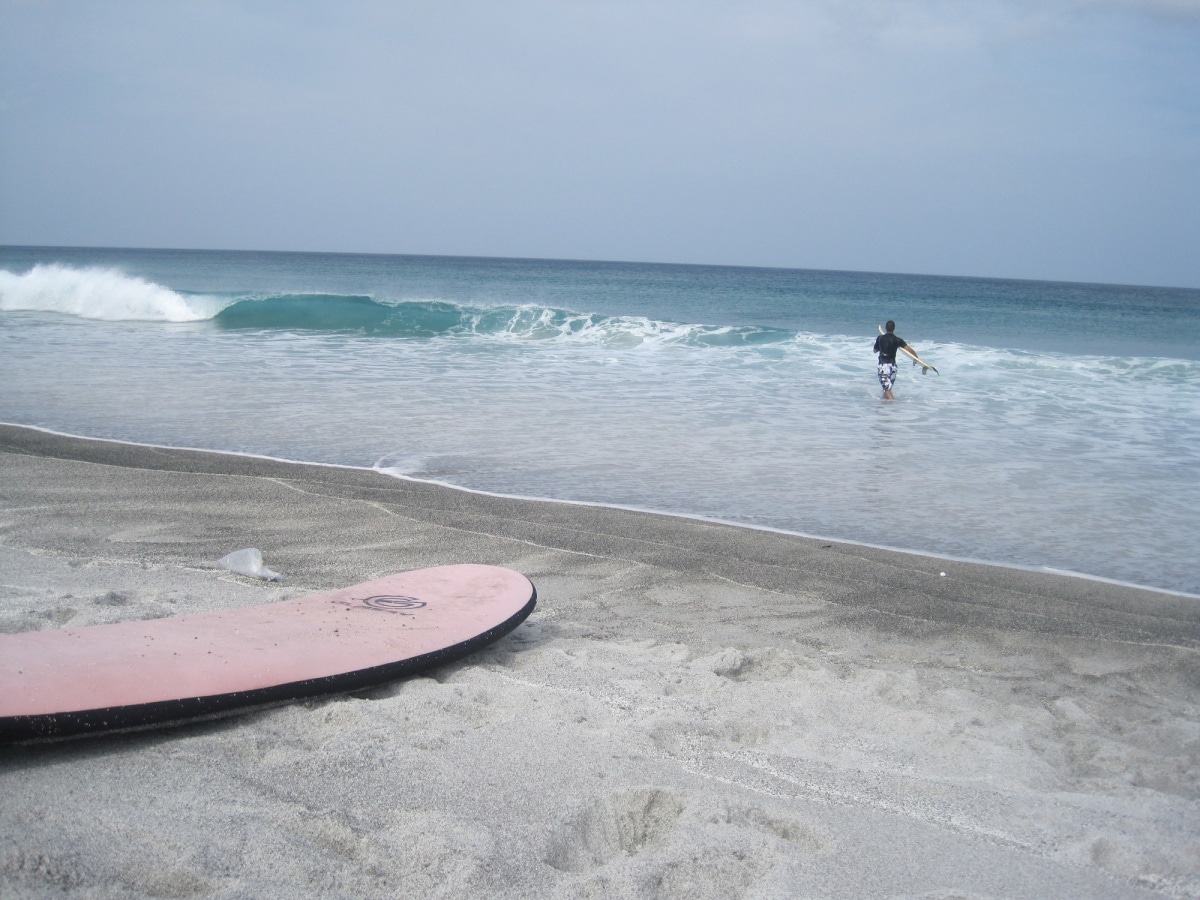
top-left (461, 304), bottom-right (790, 348)
top-left (0, 264), bottom-right (212, 322)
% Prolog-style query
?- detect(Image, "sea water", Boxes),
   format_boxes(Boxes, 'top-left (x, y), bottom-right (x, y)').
top-left (2, 246), bottom-right (1198, 596)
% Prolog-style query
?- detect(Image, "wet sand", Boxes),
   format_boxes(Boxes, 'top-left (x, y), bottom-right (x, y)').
top-left (1, 423), bottom-right (1197, 898)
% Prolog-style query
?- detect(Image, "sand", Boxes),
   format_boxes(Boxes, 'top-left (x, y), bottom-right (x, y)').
top-left (1, 423), bottom-right (1197, 898)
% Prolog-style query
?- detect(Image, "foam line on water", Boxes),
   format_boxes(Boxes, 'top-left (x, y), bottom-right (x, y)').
top-left (370, 464), bottom-right (1200, 601)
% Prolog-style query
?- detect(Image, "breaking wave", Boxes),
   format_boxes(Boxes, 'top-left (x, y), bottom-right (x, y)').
top-left (213, 294), bottom-right (794, 347)
top-left (0, 263), bottom-right (794, 347)
top-left (0, 264), bottom-right (213, 322)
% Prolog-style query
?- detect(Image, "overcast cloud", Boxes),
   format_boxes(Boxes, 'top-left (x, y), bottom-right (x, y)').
top-left (2, 0), bottom-right (1197, 286)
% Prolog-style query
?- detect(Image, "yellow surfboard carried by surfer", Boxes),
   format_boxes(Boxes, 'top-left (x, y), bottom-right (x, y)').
top-left (878, 324), bottom-right (938, 374)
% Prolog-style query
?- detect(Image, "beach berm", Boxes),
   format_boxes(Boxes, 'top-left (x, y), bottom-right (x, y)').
top-left (1, 424), bottom-right (1197, 897)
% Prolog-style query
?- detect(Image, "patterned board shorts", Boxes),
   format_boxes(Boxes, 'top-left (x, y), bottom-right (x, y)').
top-left (877, 362), bottom-right (898, 391)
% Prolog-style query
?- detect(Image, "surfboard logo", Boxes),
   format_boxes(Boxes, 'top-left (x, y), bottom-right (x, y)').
top-left (340, 595), bottom-right (428, 614)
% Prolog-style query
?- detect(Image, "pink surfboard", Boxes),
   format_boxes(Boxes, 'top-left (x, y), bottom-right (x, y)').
top-left (0, 564), bottom-right (536, 743)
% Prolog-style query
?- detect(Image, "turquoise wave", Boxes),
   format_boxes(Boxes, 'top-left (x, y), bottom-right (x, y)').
top-left (212, 293), bottom-right (795, 347)
top-left (214, 295), bottom-right (464, 335)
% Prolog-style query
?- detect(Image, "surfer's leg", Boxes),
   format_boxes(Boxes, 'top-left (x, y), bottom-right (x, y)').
top-left (877, 363), bottom-right (896, 399)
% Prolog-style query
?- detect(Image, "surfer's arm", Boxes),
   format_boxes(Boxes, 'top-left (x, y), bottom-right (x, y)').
top-left (900, 345), bottom-right (929, 372)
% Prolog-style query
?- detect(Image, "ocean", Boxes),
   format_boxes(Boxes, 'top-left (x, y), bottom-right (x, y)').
top-left (2, 246), bottom-right (1198, 596)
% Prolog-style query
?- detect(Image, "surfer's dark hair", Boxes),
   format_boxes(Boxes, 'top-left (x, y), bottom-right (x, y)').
top-left (885, 320), bottom-right (896, 332)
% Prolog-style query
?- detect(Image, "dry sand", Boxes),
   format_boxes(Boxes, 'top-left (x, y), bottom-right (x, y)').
top-left (1, 423), bottom-right (1197, 898)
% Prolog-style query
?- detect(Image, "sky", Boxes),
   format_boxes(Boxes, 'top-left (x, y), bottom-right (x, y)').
top-left (2, 0), bottom-right (1198, 287)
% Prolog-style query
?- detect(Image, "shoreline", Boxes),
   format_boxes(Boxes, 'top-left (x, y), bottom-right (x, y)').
top-left (7, 420), bottom-right (1197, 602)
top-left (2, 421), bottom-right (1198, 896)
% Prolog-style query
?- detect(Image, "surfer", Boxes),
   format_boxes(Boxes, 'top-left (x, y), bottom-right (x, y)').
top-left (873, 320), bottom-right (926, 400)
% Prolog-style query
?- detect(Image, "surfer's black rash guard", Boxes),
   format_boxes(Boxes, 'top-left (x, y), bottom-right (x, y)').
top-left (874, 332), bottom-right (907, 364)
